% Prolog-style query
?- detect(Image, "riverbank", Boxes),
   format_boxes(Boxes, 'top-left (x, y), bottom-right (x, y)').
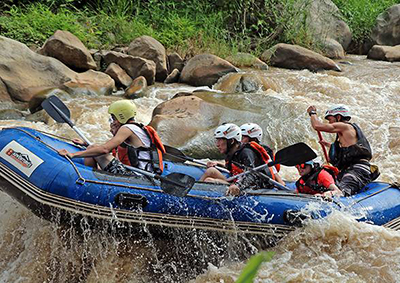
top-left (0, 0), bottom-right (398, 57)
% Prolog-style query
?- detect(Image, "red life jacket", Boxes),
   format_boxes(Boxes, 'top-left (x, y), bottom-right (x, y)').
top-left (227, 162), bottom-right (244, 176)
top-left (296, 165), bottom-right (338, 194)
top-left (112, 124), bottom-right (165, 173)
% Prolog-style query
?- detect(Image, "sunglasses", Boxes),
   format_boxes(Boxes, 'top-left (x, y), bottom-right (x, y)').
top-left (109, 117), bottom-right (116, 124)
top-left (296, 164), bottom-right (308, 170)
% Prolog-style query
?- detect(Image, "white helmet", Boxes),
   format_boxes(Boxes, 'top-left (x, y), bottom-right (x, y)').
top-left (324, 105), bottom-right (351, 120)
top-left (214, 123), bottom-right (242, 142)
top-left (240, 123), bottom-right (263, 142)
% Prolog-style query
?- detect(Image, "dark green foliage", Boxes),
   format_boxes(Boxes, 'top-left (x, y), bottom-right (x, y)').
top-left (332, 0), bottom-right (400, 41)
top-left (1, 0), bottom-right (399, 56)
top-left (0, 4), bottom-right (95, 47)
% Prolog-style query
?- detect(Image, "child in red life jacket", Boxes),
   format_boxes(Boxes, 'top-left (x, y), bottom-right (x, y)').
top-left (295, 160), bottom-right (343, 198)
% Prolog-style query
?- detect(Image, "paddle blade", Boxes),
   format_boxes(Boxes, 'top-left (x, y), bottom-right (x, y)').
top-left (160, 173), bottom-right (195, 197)
top-left (273, 142), bottom-right (317, 167)
top-left (164, 145), bottom-right (186, 157)
top-left (41, 95), bottom-right (71, 124)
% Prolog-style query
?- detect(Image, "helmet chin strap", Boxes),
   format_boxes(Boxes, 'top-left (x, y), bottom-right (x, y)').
top-left (226, 139), bottom-right (236, 155)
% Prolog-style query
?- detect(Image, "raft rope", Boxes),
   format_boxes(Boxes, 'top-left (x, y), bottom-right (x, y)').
top-left (3, 127), bottom-right (336, 203)
top-left (2, 127), bottom-right (229, 202)
top-left (347, 183), bottom-right (399, 208)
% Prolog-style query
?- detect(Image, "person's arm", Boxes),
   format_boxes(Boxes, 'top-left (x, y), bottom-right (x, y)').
top-left (206, 161), bottom-right (226, 168)
top-left (325, 184), bottom-right (343, 197)
top-left (307, 106), bottom-right (348, 133)
top-left (274, 173), bottom-right (285, 186)
top-left (58, 127), bottom-right (133, 158)
top-left (316, 170), bottom-right (343, 197)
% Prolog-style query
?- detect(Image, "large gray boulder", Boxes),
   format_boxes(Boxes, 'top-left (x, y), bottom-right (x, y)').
top-left (38, 30), bottom-right (97, 71)
top-left (261, 43), bottom-right (341, 72)
top-left (168, 52), bottom-right (184, 73)
top-left (367, 45), bottom-right (400, 62)
top-left (214, 73), bottom-right (279, 93)
top-left (291, 0), bottom-right (351, 55)
top-left (371, 4), bottom-right (400, 46)
top-left (103, 51), bottom-right (156, 85)
top-left (105, 63), bottom-right (133, 88)
top-left (150, 96), bottom-right (223, 148)
top-left (127, 36), bottom-right (168, 82)
top-left (0, 36), bottom-right (114, 104)
top-left (0, 79), bottom-right (12, 102)
top-left (180, 54), bottom-right (238, 87)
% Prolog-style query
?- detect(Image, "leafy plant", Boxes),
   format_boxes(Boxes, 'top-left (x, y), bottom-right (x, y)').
top-left (236, 251), bottom-right (275, 283)
top-left (332, 0), bottom-right (400, 41)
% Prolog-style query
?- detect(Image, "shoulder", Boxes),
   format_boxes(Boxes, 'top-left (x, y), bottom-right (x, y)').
top-left (318, 169), bottom-right (334, 182)
top-left (332, 122), bottom-right (354, 132)
top-left (122, 124), bottom-right (143, 131)
top-left (239, 146), bottom-right (257, 156)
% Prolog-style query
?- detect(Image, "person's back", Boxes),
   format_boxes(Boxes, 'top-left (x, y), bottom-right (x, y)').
top-left (114, 122), bottom-right (165, 174)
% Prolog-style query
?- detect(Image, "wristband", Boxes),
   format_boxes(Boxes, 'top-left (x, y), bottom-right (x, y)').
top-left (309, 110), bottom-right (317, 116)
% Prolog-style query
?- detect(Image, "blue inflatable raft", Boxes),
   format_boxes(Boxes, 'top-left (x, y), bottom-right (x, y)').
top-left (0, 127), bottom-right (400, 240)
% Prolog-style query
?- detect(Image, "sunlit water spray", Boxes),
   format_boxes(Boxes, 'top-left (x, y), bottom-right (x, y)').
top-left (0, 55), bottom-right (400, 282)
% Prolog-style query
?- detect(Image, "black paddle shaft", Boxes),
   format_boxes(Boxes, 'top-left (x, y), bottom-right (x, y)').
top-left (227, 142), bottom-right (316, 182)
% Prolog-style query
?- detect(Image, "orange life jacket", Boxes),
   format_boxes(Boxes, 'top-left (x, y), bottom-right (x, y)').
top-left (112, 124), bottom-right (165, 174)
top-left (248, 142), bottom-right (276, 180)
top-left (260, 144), bottom-right (280, 172)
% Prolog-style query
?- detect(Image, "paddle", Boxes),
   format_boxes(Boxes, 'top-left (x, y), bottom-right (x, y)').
top-left (163, 145), bottom-right (230, 173)
top-left (317, 131), bottom-right (330, 164)
top-left (253, 171), bottom-right (291, 191)
top-left (41, 95), bottom-right (195, 197)
top-left (231, 161), bottom-right (291, 191)
top-left (226, 142), bottom-right (317, 182)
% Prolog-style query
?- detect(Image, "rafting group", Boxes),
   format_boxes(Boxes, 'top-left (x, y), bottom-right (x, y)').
top-left (57, 100), bottom-right (379, 198)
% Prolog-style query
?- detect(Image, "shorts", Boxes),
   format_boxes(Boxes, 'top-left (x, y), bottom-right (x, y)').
top-left (103, 158), bottom-right (139, 176)
top-left (338, 163), bottom-right (372, 196)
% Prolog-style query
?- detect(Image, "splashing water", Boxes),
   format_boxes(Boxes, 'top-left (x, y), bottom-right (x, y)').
top-left (1, 55), bottom-right (400, 282)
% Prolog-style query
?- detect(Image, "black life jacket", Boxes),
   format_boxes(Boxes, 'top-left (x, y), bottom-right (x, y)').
top-left (225, 143), bottom-right (275, 179)
top-left (113, 123), bottom-right (165, 174)
top-left (329, 123), bottom-right (372, 170)
top-left (296, 165), bottom-right (337, 195)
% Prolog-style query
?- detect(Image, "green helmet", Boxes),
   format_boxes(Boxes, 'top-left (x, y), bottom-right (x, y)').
top-left (108, 100), bottom-right (137, 124)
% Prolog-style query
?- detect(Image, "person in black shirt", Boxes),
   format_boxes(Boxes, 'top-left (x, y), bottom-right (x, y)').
top-left (200, 123), bottom-right (274, 196)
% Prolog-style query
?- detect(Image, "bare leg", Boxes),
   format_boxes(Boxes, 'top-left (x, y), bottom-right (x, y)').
top-left (200, 167), bottom-right (228, 182)
top-left (84, 157), bottom-right (98, 169)
top-left (94, 154), bottom-right (115, 169)
top-left (203, 177), bottom-right (229, 184)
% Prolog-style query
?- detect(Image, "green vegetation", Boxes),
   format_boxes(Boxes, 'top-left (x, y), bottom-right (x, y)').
top-left (332, 0), bottom-right (400, 50)
top-left (236, 251), bottom-right (274, 283)
top-left (0, 0), bottom-right (399, 57)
